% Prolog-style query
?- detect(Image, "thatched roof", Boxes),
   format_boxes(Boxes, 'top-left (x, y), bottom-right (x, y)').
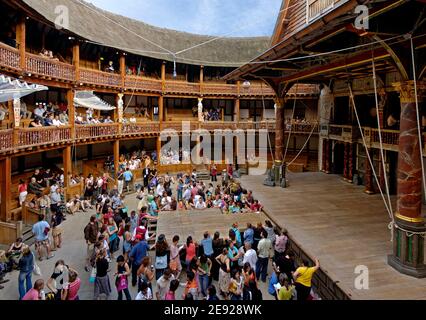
top-left (20, 0), bottom-right (271, 67)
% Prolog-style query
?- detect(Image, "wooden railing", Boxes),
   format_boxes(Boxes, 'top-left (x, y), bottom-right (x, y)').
top-left (308, 0), bottom-right (338, 20)
top-left (165, 81), bottom-right (201, 95)
top-left (0, 42), bottom-right (20, 70)
top-left (22, 206), bottom-right (41, 226)
top-left (240, 83), bottom-right (276, 96)
top-left (25, 52), bottom-right (75, 81)
top-left (291, 123), bottom-right (318, 133)
top-left (162, 120), bottom-right (199, 132)
top-left (125, 75), bottom-right (162, 93)
top-left (122, 122), bottom-right (160, 135)
top-left (80, 68), bottom-right (121, 87)
top-left (75, 123), bottom-right (119, 139)
top-left (329, 124), bottom-right (344, 137)
top-left (0, 221), bottom-right (22, 245)
top-left (0, 129), bottom-right (13, 151)
top-left (371, 129), bottom-right (399, 146)
top-left (18, 126), bottom-right (71, 147)
top-left (202, 82), bottom-right (238, 96)
top-left (200, 122), bottom-right (237, 131)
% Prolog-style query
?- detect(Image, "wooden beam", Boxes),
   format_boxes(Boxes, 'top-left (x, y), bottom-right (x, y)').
top-left (120, 54), bottom-right (126, 88)
top-left (113, 140), bottom-right (119, 176)
top-left (0, 157), bottom-right (11, 222)
top-left (67, 90), bottom-right (75, 139)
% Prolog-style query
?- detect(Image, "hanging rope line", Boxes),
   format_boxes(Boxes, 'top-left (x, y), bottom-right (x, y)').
top-left (372, 52), bottom-right (393, 215)
top-left (348, 84), bottom-right (394, 225)
top-left (286, 122), bottom-right (318, 167)
top-left (260, 82), bottom-right (275, 164)
top-left (283, 83), bottom-right (298, 163)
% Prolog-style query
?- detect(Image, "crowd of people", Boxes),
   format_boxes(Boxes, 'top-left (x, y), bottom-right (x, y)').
top-left (160, 147), bottom-right (191, 165)
top-left (202, 108), bottom-right (222, 122)
top-left (3, 154), bottom-right (321, 301)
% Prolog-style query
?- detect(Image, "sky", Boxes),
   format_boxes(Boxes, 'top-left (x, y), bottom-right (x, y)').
top-left (88, 0), bottom-right (282, 37)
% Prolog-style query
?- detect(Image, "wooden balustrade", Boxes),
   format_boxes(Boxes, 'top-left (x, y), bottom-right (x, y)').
top-left (18, 126), bottom-right (71, 148)
top-left (122, 122), bottom-right (160, 135)
top-left (240, 83), bottom-right (275, 96)
top-left (80, 68), bottom-right (121, 87)
top-left (162, 121), bottom-right (199, 132)
top-left (165, 81), bottom-right (200, 95)
top-left (25, 52), bottom-right (75, 81)
top-left (291, 123), bottom-right (318, 133)
top-left (329, 125), bottom-right (344, 137)
top-left (0, 129), bottom-right (13, 151)
top-left (308, 0), bottom-right (337, 20)
top-left (125, 75), bottom-right (162, 93)
top-left (0, 42), bottom-right (20, 70)
top-left (202, 82), bottom-right (238, 96)
top-left (75, 123), bottom-right (119, 139)
top-left (371, 129), bottom-right (400, 146)
top-left (238, 122), bottom-right (256, 130)
top-left (200, 122), bottom-right (237, 131)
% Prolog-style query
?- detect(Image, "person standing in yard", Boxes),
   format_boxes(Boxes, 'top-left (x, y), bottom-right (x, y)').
top-left (256, 231), bottom-right (273, 283)
top-left (32, 214), bottom-right (54, 261)
top-left (293, 258), bottom-right (320, 301)
top-left (123, 168), bottom-right (133, 193)
top-left (84, 215), bottom-right (99, 272)
top-left (18, 247), bottom-right (34, 300)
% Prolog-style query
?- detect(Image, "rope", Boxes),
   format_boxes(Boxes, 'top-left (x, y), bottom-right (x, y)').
top-left (372, 53), bottom-right (393, 215)
top-left (283, 83), bottom-right (298, 163)
top-left (260, 82), bottom-right (275, 164)
top-left (286, 123), bottom-right (318, 167)
top-left (348, 84), bottom-right (394, 225)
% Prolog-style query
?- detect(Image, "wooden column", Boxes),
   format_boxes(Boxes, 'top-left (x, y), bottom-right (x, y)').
top-left (72, 43), bottom-right (80, 82)
top-left (0, 157), bottom-right (11, 222)
top-left (120, 53), bottom-right (126, 88)
top-left (235, 98), bottom-right (240, 123)
top-left (322, 139), bottom-right (331, 174)
top-left (63, 146), bottom-right (72, 188)
top-left (274, 98), bottom-right (285, 162)
top-left (67, 90), bottom-right (75, 139)
top-left (16, 16), bottom-right (26, 70)
top-left (200, 65), bottom-right (204, 95)
top-left (114, 140), bottom-right (120, 176)
top-left (388, 81), bottom-right (426, 278)
top-left (156, 137), bottom-right (162, 165)
top-left (159, 96), bottom-right (164, 127)
top-left (161, 61), bottom-right (166, 92)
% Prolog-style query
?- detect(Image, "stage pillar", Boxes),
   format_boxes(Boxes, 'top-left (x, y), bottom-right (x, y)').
top-left (0, 157), bottom-right (11, 222)
top-left (388, 81), bottom-right (426, 278)
top-left (274, 98), bottom-right (284, 162)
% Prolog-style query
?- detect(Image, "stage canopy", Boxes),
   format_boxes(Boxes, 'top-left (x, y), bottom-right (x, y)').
top-left (0, 74), bottom-right (48, 102)
top-left (74, 91), bottom-right (115, 111)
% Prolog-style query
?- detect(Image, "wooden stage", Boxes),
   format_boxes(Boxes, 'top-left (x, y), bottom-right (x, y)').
top-left (241, 172), bottom-right (426, 300)
top-left (157, 209), bottom-right (269, 245)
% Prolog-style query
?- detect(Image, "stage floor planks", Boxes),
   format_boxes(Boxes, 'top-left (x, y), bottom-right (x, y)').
top-left (241, 172), bottom-right (426, 300)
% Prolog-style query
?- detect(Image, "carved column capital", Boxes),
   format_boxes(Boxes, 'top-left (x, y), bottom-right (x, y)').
top-left (274, 97), bottom-right (285, 108)
top-left (392, 81), bottom-right (426, 103)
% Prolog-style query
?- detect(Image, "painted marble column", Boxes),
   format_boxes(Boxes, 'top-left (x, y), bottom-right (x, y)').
top-left (322, 139), bottom-right (327, 172)
top-left (343, 143), bottom-right (349, 180)
top-left (324, 139), bottom-right (331, 174)
top-left (275, 98), bottom-right (285, 162)
top-left (388, 81), bottom-right (426, 278)
top-left (347, 143), bottom-right (354, 182)
top-left (364, 149), bottom-right (375, 194)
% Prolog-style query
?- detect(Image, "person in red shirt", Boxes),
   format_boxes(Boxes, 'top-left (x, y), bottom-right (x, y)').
top-left (250, 200), bottom-right (263, 213)
top-left (22, 279), bottom-right (45, 300)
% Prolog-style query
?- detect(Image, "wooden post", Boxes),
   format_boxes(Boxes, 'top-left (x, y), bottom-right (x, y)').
top-left (200, 65), bottom-right (204, 95)
top-left (157, 137), bottom-right (162, 165)
top-left (159, 95), bottom-right (164, 128)
top-left (16, 16), bottom-right (26, 70)
top-left (235, 98), bottom-right (240, 123)
top-left (67, 90), bottom-right (75, 139)
top-left (114, 140), bottom-right (120, 177)
top-left (63, 146), bottom-right (72, 188)
top-left (0, 157), bottom-right (11, 222)
top-left (73, 43), bottom-right (80, 82)
top-left (120, 54), bottom-right (126, 89)
top-left (161, 61), bottom-right (166, 93)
